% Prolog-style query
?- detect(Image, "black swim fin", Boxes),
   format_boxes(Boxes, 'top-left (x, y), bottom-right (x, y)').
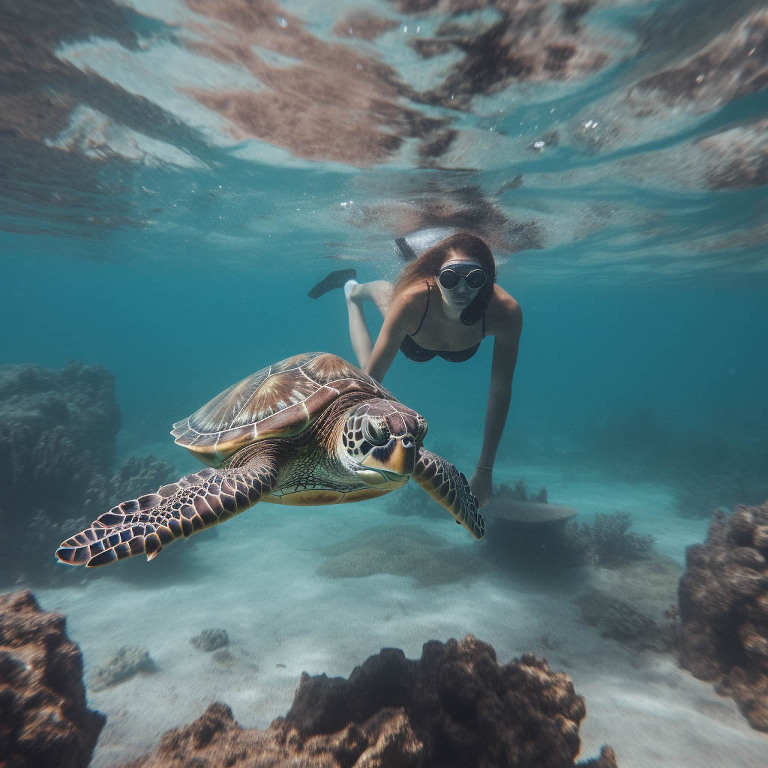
top-left (308, 268), bottom-right (357, 298)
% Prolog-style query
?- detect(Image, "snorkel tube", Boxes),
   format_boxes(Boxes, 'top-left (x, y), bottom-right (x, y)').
top-left (394, 227), bottom-right (457, 262)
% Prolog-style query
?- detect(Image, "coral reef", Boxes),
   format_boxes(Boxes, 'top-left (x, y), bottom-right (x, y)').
top-left (566, 512), bottom-right (655, 569)
top-left (577, 590), bottom-right (674, 653)
top-left (191, 628), bottom-right (229, 653)
top-left (582, 552), bottom-right (682, 652)
top-left (211, 649), bottom-right (237, 667)
top-left (0, 362), bottom-right (117, 581)
top-left (119, 635), bottom-right (616, 768)
top-left (496, 479), bottom-right (548, 503)
top-left (0, 589), bottom-right (105, 767)
top-left (0, 362), bottom-right (176, 584)
top-left (0, 361), bottom-right (119, 477)
top-left (91, 646), bottom-right (156, 691)
top-left (317, 525), bottom-right (484, 587)
top-left (677, 502), bottom-right (768, 732)
top-left (484, 481), bottom-right (580, 576)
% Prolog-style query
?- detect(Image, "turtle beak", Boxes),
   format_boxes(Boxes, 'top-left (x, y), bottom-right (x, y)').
top-left (361, 437), bottom-right (416, 477)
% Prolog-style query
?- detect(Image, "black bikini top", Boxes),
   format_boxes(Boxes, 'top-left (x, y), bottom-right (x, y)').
top-left (399, 282), bottom-right (485, 363)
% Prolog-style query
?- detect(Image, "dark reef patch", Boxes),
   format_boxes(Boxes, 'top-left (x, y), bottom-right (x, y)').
top-left (678, 502), bottom-right (768, 732)
top-left (0, 589), bottom-right (105, 767)
top-left (0, 362), bottom-right (177, 585)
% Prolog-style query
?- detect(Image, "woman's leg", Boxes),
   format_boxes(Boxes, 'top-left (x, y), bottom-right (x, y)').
top-left (345, 280), bottom-right (393, 368)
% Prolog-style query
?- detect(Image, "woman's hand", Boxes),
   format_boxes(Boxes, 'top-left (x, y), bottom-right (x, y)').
top-left (469, 467), bottom-right (493, 507)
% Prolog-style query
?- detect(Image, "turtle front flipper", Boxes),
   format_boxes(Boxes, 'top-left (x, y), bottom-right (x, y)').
top-left (413, 449), bottom-right (484, 539)
top-left (56, 463), bottom-right (278, 568)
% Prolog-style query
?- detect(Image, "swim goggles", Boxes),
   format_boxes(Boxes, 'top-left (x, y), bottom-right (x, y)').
top-left (437, 263), bottom-right (487, 290)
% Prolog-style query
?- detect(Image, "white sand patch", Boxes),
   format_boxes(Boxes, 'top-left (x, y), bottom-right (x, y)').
top-left (33, 469), bottom-right (767, 767)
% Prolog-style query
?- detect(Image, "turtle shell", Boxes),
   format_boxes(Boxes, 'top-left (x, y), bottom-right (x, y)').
top-left (171, 352), bottom-right (394, 466)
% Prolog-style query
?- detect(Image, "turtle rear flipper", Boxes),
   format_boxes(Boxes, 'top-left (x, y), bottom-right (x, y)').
top-left (56, 463), bottom-right (278, 568)
top-left (413, 449), bottom-right (484, 539)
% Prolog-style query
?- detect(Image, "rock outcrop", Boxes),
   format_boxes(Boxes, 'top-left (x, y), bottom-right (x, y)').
top-left (0, 589), bottom-right (105, 767)
top-left (122, 634), bottom-right (615, 768)
top-left (678, 502), bottom-right (768, 731)
top-left (0, 362), bottom-right (175, 583)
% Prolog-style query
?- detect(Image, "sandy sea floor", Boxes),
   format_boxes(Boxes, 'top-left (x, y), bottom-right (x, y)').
top-left (31, 461), bottom-right (768, 768)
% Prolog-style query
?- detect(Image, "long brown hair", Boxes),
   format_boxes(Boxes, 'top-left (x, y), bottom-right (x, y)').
top-left (393, 232), bottom-right (496, 326)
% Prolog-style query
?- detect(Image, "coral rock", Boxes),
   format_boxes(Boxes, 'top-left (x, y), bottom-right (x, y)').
top-left (91, 645), bottom-right (156, 691)
top-left (0, 589), bottom-right (105, 767)
top-left (120, 635), bottom-right (614, 767)
top-left (581, 745), bottom-right (619, 768)
top-left (576, 590), bottom-right (673, 652)
top-left (567, 512), bottom-right (655, 568)
top-left (0, 361), bottom-right (177, 583)
top-left (753, 524), bottom-right (768, 551)
top-left (191, 628), bottom-right (229, 653)
top-left (678, 502), bottom-right (768, 731)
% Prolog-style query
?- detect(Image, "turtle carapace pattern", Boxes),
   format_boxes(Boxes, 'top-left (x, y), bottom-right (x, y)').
top-left (56, 353), bottom-right (483, 568)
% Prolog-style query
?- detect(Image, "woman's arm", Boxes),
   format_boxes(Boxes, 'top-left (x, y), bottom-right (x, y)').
top-left (470, 293), bottom-right (523, 506)
top-left (364, 287), bottom-right (424, 382)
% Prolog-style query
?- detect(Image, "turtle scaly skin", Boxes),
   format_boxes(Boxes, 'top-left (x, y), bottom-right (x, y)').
top-left (56, 352), bottom-right (482, 568)
top-left (414, 449), bottom-right (483, 537)
top-left (56, 462), bottom-right (278, 567)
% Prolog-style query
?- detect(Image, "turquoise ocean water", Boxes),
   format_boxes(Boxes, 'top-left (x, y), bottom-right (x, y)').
top-left (2, 1), bottom-right (768, 765)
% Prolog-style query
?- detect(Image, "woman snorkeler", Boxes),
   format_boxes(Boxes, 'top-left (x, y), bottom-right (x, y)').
top-left (311, 232), bottom-right (522, 507)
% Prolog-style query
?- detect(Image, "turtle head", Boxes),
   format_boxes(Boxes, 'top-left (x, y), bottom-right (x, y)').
top-left (341, 399), bottom-right (427, 486)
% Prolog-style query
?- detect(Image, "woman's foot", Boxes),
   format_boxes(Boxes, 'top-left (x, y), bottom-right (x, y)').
top-left (344, 279), bottom-right (360, 302)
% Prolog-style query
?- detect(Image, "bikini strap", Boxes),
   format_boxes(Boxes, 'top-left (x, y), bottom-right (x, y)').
top-left (412, 281), bottom-right (431, 336)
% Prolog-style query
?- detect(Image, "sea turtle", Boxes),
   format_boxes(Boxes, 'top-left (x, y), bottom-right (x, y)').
top-left (56, 352), bottom-right (483, 568)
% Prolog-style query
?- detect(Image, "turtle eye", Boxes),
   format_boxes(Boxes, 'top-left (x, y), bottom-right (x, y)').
top-left (363, 419), bottom-right (388, 446)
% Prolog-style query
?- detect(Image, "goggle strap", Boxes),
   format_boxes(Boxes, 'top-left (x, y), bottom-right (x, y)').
top-left (395, 237), bottom-right (417, 262)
